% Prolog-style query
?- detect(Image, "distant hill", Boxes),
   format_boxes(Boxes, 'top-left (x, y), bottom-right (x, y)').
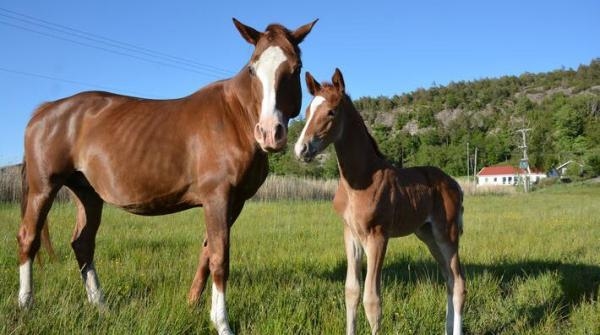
top-left (268, 58), bottom-right (600, 178)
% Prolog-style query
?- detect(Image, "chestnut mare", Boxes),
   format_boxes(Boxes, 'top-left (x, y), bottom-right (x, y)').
top-left (17, 18), bottom-right (316, 335)
top-left (295, 69), bottom-right (466, 335)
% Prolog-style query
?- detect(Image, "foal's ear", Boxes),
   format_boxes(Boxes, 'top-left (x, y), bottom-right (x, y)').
top-left (291, 19), bottom-right (319, 44)
top-left (332, 68), bottom-right (345, 94)
top-left (305, 71), bottom-right (321, 96)
top-left (233, 18), bottom-right (262, 45)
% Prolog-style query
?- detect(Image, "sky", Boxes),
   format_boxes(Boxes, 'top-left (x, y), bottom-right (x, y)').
top-left (1, 0), bottom-right (599, 165)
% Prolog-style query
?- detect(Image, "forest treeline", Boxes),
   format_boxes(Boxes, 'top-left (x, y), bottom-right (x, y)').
top-left (270, 59), bottom-right (600, 178)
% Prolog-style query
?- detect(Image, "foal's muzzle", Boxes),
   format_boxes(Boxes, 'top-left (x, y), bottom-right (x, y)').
top-left (294, 142), bottom-right (317, 162)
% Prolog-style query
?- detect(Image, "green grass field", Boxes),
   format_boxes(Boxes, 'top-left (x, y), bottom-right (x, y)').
top-left (1, 183), bottom-right (599, 334)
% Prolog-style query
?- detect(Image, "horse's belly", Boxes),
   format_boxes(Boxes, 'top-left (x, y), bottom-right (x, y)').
top-left (120, 196), bottom-right (198, 216)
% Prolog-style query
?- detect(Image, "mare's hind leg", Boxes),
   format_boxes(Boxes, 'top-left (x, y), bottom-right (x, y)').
top-left (188, 238), bottom-right (210, 304)
top-left (68, 185), bottom-right (105, 306)
top-left (416, 221), bottom-right (465, 335)
top-left (17, 187), bottom-right (60, 308)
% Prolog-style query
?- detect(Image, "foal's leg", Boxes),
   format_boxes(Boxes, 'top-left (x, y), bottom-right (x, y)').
top-left (17, 187), bottom-right (59, 308)
top-left (415, 223), bottom-right (449, 281)
top-left (429, 220), bottom-right (466, 335)
top-left (343, 225), bottom-right (363, 335)
top-left (69, 187), bottom-right (105, 307)
top-left (362, 232), bottom-right (388, 335)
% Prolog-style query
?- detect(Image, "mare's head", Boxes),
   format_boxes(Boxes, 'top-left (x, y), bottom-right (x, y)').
top-left (294, 68), bottom-right (347, 162)
top-left (233, 18), bottom-right (317, 152)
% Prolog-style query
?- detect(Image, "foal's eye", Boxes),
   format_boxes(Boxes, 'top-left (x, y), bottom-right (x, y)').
top-left (248, 66), bottom-right (255, 76)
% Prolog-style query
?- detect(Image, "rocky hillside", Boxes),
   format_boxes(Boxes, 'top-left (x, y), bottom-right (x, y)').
top-left (350, 58), bottom-right (600, 176)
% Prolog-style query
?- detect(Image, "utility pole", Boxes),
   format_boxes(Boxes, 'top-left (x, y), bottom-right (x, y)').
top-left (474, 147), bottom-right (478, 184)
top-left (466, 142), bottom-right (470, 184)
top-left (516, 128), bottom-right (531, 192)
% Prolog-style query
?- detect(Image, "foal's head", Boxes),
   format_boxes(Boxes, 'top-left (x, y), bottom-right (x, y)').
top-left (294, 68), bottom-right (348, 162)
top-left (233, 18), bottom-right (317, 152)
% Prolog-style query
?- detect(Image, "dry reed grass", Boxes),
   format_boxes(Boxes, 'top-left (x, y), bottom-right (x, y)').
top-left (1, 163), bottom-right (521, 203)
top-left (253, 175), bottom-right (337, 201)
top-left (459, 180), bottom-right (518, 196)
top-left (0, 165), bottom-right (337, 202)
top-left (0, 164), bottom-right (70, 203)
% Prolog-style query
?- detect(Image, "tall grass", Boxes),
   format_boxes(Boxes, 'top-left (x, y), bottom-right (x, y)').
top-left (1, 183), bottom-right (599, 334)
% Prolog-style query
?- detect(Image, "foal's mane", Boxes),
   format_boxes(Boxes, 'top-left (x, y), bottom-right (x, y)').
top-left (320, 83), bottom-right (387, 161)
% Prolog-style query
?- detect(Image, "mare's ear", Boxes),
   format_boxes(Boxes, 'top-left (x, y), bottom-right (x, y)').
top-left (292, 19), bottom-right (319, 44)
top-left (233, 18), bottom-right (261, 45)
top-left (332, 68), bottom-right (345, 94)
top-left (305, 71), bottom-right (321, 96)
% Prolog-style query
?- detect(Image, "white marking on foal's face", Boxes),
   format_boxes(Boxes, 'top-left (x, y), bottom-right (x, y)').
top-left (252, 46), bottom-right (287, 123)
top-left (294, 95), bottom-right (326, 158)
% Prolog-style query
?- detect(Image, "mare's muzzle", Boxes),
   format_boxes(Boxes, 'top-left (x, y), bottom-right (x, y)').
top-left (254, 118), bottom-right (287, 152)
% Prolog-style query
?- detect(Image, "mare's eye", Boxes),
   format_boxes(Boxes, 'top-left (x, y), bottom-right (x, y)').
top-left (248, 66), bottom-right (255, 76)
top-left (327, 109), bottom-right (336, 117)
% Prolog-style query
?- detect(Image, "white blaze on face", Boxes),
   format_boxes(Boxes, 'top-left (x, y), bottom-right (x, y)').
top-left (252, 46), bottom-right (287, 124)
top-left (294, 95), bottom-right (326, 157)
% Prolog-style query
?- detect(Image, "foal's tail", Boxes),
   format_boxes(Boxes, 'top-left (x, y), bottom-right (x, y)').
top-left (21, 160), bottom-right (56, 264)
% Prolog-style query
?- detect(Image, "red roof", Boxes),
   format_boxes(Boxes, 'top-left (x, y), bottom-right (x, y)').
top-left (478, 165), bottom-right (544, 176)
top-left (478, 166), bottom-right (518, 176)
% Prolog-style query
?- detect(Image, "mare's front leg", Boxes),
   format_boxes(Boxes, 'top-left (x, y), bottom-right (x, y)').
top-left (199, 193), bottom-right (242, 335)
top-left (363, 231), bottom-right (388, 335)
top-left (344, 225), bottom-right (363, 335)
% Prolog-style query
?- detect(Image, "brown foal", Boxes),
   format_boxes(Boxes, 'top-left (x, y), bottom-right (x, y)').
top-left (17, 18), bottom-right (316, 335)
top-left (295, 69), bottom-right (466, 335)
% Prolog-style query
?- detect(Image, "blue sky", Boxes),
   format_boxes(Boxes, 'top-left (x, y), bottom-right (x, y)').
top-left (1, 0), bottom-right (599, 165)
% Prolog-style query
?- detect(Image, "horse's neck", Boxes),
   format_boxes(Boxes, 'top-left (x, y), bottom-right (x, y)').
top-left (334, 101), bottom-right (384, 189)
top-left (225, 69), bottom-right (261, 124)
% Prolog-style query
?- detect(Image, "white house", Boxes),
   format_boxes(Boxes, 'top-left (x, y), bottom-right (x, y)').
top-left (477, 165), bottom-right (546, 186)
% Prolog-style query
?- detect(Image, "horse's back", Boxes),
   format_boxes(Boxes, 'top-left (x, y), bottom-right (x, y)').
top-left (22, 85), bottom-right (260, 212)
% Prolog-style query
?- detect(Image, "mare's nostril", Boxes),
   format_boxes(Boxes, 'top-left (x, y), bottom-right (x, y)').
top-left (274, 124), bottom-right (285, 142)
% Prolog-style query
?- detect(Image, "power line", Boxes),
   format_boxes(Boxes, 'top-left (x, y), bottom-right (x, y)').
top-left (0, 7), bottom-right (236, 78)
top-left (0, 8), bottom-right (233, 76)
top-left (0, 66), bottom-right (156, 98)
top-left (0, 19), bottom-right (224, 79)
